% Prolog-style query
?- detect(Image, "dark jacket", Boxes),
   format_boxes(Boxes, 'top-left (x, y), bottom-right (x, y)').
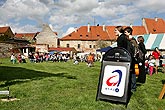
top-left (137, 42), bottom-right (147, 83)
top-left (138, 42), bottom-right (147, 62)
top-left (117, 34), bottom-right (128, 49)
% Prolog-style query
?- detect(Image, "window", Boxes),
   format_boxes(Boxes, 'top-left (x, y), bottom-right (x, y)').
top-left (89, 45), bottom-right (92, 48)
top-left (24, 48), bottom-right (26, 53)
top-left (67, 44), bottom-right (69, 47)
top-left (78, 44), bottom-right (80, 48)
top-left (93, 45), bottom-right (96, 48)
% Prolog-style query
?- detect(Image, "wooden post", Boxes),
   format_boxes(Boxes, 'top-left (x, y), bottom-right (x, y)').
top-left (158, 84), bottom-right (165, 99)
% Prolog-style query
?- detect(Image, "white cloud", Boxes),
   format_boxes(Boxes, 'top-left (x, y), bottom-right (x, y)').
top-left (135, 0), bottom-right (165, 13)
top-left (0, 0), bottom-right (49, 22)
top-left (0, 0), bottom-right (165, 36)
top-left (12, 24), bottom-right (40, 33)
top-left (62, 27), bottom-right (76, 37)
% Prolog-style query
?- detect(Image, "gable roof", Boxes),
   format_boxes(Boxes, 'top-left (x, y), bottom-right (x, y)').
top-left (144, 18), bottom-right (165, 34)
top-left (61, 25), bottom-right (146, 41)
top-left (106, 26), bottom-right (146, 37)
top-left (36, 24), bottom-right (58, 39)
top-left (131, 26), bottom-right (147, 35)
top-left (61, 26), bottom-right (116, 41)
top-left (15, 32), bottom-right (57, 40)
top-left (0, 26), bottom-right (10, 33)
top-left (15, 33), bottom-right (37, 40)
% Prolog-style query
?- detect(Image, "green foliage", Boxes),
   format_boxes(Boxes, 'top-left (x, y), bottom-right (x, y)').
top-left (0, 58), bottom-right (165, 110)
top-left (96, 40), bottom-right (109, 48)
top-left (0, 35), bottom-right (10, 41)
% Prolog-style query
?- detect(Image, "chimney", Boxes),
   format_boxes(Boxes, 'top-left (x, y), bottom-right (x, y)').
top-left (155, 17), bottom-right (158, 22)
top-left (130, 23), bottom-right (133, 28)
top-left (103, 24), bottom-right (105, 31)
top-left (74, 27), bottom-right (77, 32)
top-left (87, 23), bottom-right (90, 32)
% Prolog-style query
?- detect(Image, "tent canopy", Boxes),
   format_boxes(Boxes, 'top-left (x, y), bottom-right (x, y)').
top-left (96, 46), bottom-right (112, 52)
top-left (111, 33), bottom-right (165, 50)
top-left (134, 33), bottom-right (165, 50)
top-left (49, 50), bottom-right (59, 55)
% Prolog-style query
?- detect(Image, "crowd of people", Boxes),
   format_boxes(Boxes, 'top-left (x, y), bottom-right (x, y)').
top-left (28, 52), bottom-right (70, 63)
top-left (11, 52), bottom-right (72, 64)
top-left (114, 26), bottom-right (163, 93)
top-left (10, 51), bottom-right (99, 68)
top-left (73, 53), bottom-right (96, 67)
top-left (10, 53), bottom-right (26, 64)
top-left (145, 47), bottom-right (162, 76)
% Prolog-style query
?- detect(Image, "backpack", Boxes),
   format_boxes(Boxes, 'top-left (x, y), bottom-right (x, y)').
top-left (134, 46), bottom-right (144, 61)
top-left (127, 37), bottom-right (144, 61)
top-left (126, 39), bottom-right (135, 58)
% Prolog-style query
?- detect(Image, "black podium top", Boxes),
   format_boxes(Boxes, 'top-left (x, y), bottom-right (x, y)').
top-left (103, 47), bottom-right (132, 62)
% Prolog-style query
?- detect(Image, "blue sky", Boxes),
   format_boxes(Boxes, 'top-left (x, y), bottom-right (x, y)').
top-left (0, 0), bottom-right (165, 37)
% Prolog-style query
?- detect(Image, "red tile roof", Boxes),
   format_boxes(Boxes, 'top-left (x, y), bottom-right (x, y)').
top-left (105, 26), bottom-right (116, 40)
top-left (61, 25), bottom-right (147, 41)
top-left (0, 26), bottom-right (10, 33)
top-left (15, 33), bottom-right (37, 40)
top-left (49, 47), bottom-right (76, 52)
top-left (61, 26), bottom-right (115, 41)
top-left (106, 26), bottom-right (146, 36)
top-left (131, 26), bottom-right (147, 35)
top-left (15, 32), bottom-right (57, 40)
top-left (144, 18), bottom-right (165, 34)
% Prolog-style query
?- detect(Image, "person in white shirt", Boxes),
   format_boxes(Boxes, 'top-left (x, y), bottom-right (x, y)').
top-left (148, 55), bottom-right (155, 76)
top-left (11, 53), bottom-right (16, 64)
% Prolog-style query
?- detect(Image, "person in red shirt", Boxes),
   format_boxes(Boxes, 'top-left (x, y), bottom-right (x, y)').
top-left (87, 53), bottom-right (94, 67)
top-left (152, 47), bottom-right (161, 74)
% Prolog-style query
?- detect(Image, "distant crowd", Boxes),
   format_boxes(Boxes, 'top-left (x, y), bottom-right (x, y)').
top-left (10, 52), bottom-right (101, 67)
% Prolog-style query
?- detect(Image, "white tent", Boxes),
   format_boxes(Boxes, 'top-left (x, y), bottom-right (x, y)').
top-left (111, 33), bottom-right (165, 50)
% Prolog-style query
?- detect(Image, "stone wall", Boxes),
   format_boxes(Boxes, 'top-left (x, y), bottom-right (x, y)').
top-left (36, 24), bottom-right (58, 48)
top-left (0, 42), bottom-right (20, 58)
top-left (36, 44), bottom-right (48, 53)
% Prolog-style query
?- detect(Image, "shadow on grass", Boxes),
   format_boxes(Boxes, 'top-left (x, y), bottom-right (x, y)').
top-left (0, 66), bottom-right (77, 87)
top-left (162, 80), bottom-right (165, 84)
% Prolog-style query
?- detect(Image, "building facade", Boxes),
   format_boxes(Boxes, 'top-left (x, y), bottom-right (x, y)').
top-left (35, 24), bottom-right (58, 52)
top-left (60, 24), bottom-right (146, 53)
top-left (60, 18), bottom-right (165, 53)
top-left (0, 26), bottom-right (14, 41)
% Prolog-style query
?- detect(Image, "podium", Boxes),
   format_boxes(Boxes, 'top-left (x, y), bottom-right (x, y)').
top-left (96, 47), bottom-right (132, 103)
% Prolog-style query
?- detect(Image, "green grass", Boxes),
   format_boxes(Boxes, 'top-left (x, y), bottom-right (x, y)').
top-left (0, 58), bottom-right (165, 110)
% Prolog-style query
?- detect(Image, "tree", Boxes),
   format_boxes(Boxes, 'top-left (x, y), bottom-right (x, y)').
top-left (96, 40), bottom-right (109, 49)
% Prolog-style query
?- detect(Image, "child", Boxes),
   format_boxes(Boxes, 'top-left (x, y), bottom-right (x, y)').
top-left (148, 55), bottom-right (155, 76)
top-left (87, 53), bottom-right (94, 67)
top-left (11, 53), bottom-right (16, 64)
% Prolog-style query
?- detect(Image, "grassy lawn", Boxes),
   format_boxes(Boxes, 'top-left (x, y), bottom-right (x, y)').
top-left (0, 58), bottom-right (165, 110)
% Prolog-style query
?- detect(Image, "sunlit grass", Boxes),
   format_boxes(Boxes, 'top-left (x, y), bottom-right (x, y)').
top-left (0, 58), bottom-right (165, 110)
